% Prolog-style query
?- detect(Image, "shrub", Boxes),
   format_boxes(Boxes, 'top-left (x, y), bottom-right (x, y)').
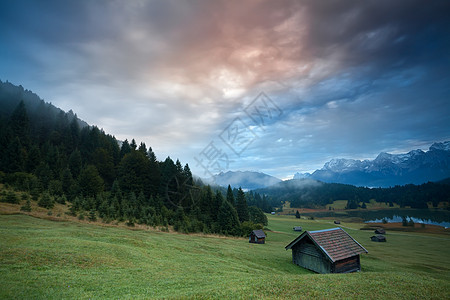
top-left (88, 209), bottom-right (97, 222)
top-left (3, 191), bottom-right (20, 204)
top-left (20, 199), bottom-right (32, 212)
top-left (56, 195), bottom-right (67, 205)
top-left (38, 192), bottom-right (54, 209)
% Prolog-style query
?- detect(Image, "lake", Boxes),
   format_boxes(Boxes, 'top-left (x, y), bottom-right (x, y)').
top-left (302, 209), bottom-right (450, 228)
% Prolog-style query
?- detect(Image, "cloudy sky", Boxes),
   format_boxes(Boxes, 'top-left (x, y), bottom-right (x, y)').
top-left (1, 0), bottom-right (449, 179)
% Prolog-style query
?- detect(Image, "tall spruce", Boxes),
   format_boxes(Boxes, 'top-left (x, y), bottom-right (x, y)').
top-left (226, 185), bottom-right (235, 206)
top-left (236, 187), bottom-right (249, 222)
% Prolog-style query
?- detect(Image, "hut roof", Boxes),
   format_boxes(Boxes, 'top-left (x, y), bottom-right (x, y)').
top-left (285, 227), bottom-right (368, 262)
top-left (375, 228), bottom-right (386, 234)
top-left (251, 229), bottom-right (266, 238)
top-left (371, 235), bottom-right (386, 242)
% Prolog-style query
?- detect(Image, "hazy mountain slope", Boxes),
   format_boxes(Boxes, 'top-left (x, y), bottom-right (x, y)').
top-left (0, 80), bottom-right (88, 128)
top-left (212, 171), bottom-right (282, 190)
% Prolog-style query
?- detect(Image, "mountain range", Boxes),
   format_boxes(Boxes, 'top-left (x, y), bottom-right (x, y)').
top-left (294, 142), bottom-right (450, 187)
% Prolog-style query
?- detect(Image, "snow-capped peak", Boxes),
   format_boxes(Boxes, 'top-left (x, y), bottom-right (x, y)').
top-left (323, 158), bottom-right (362, 172)
top-left (430, 141), bottom-right (450, 151)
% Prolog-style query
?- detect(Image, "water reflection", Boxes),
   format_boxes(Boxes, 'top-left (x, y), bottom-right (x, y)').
top-left (301, 209), bottom-right (450, 228)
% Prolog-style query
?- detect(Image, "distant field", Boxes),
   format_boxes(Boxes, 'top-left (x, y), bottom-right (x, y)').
top-left (1, 213), bottom-right (449, 299)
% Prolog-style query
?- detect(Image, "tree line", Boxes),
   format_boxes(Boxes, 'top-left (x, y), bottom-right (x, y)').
top-left (256, 179), bottom-right (450, 209)
top-left (0, 91), bottom-right (267, 236)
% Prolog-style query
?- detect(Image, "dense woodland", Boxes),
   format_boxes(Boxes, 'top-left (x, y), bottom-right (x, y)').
top-left (1, 81), bottom-right (448, 235)
top-left (0, 81), bottom-right (268, 235)
top-left (256, 178), bottom-right (450, 210)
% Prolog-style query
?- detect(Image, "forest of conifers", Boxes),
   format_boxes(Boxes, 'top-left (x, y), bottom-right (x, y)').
top-left (0, 81), bottom-right (268, 235)
top-left (1, 81), bottom-right (448, 234)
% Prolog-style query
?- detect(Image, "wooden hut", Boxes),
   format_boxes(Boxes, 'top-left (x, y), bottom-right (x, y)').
top-left (371, 235), bottom-right (386, 242)
top-left (249, 229), bottom-right (266, 244)
top-left (285, 228), bottom-right (368, 274)
top-left (293, 226), bottom-right (303, 231)
top-left (374, 228), bottom-right (386, 234)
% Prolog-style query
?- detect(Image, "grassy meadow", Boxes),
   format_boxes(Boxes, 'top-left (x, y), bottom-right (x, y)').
top-left (1, 212), bottom-right (449, 299)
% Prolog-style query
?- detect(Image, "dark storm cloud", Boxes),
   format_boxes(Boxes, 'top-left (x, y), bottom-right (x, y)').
top-left (0, 0), bottom-right (449, 179)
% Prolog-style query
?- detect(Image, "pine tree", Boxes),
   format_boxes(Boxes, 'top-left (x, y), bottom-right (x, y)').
top-left (138, 142), bottom-right (147, 156)
top-left (88, 209), bottom-right (97, 222)
top-left (5, 137), bottom-right (25, 172)
top-left (78, 165), bottom-right (104, 197)
top-left (119, 139), bottom-right (131, 158)
top-left (130, 139), bottom-right (137, 151)
top-left (38, 192), bottom-right (54, 209)
top-left (10, 100), bottom-right (29, 140)
top-left (236, 187), bottom-right (249, 222)
top-left (68, 149), bottom-right (82, 178)
top-left (249, 206), bottom-right (268, 225)
top-left (4, 191), bottom-right (19, 204)
top-left (20, 198), bottom-right (32, 212)
top-left (226, 185), bottom-right (235, 207)
top-left (61, 168), bottom-right (74, 195)
top-left (295, 210), bottom-right (300, 219)
top-left (217, 200), bottom-right (240, 235)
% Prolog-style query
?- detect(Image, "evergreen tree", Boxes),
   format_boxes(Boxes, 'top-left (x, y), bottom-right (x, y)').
top-left (26, 144), bottom-right (41, 173)
top-left (295, 210), bottom-right (300, 219)
top-left (92, 148), bottom-right (115, 188)
top-left (10, 100), bottom-right (29, 140)
top-left (236, 187), bottom-right (249, 222)
top-left (5, 137), bottom-right (25, 172)
top-left (20, 198), bottom-right (32, 212)
top-left (217, 200), bottom-right (241, 235)
top-left (138, 142), bottom-right (147, 156)
top-left (130, 139), bottom-right (137, 151)
top-left (88, 209), bottom-right (97, 222)
top-left (68, 149), bottom-right (82, 178)
top-left (226, 185), bottom-right (235, 207)
top-left (3, 191), bottom-right (19, 204)
top-left (118, 151), bottom-right (152, 196)
top-left (78, 165), bottom-right (104, 197)
top-left (38, 191), bottom-right (54, 209)
top-left (120, 139), bottom-right (131, 158)
top-left (249, 206), bottom-right (268, 225)
top-left (61, 168), bottom-right (74, 195)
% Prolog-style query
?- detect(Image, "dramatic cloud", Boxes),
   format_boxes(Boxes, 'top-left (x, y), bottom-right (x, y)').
top-left (1, 0), bottom-right (449, 179)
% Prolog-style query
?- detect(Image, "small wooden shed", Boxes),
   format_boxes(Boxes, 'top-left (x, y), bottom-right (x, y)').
top-left (374, 228), bottom-right (386, 235)
top-left (285, 228), bottom-right (368, 274)
top-left (371, 235), bottom-right (386, 242)
top-left (293, 226), bottom-right (303, 231)
top-left (249, 229), bottom-right (266, 244)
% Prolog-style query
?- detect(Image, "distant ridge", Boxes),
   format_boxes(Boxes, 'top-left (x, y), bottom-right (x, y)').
top-left (0, 80), bottom-right (88, 128)
top-left (294, 141), bottom-right (450, 187)
top-left (211, 171), bottom-right (281, 190)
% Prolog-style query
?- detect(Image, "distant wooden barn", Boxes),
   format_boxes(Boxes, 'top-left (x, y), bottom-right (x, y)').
top-left (293, 226), bottom-right (303, 231)
top-left (285, 228), bottom-right (368, 274)
top-left (371, 235), bottom-right (386, 242)
top-left (374, 228), bottom-right (386, 235)
top-left (249, 229), bottom-right (266, 244)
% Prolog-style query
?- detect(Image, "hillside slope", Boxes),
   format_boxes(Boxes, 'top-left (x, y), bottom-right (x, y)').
top-left (0, 214), bottom-right (448, 299)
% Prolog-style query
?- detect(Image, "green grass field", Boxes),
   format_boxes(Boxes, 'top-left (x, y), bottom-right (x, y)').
top-left (1, 214), bottom-right (449, 299)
